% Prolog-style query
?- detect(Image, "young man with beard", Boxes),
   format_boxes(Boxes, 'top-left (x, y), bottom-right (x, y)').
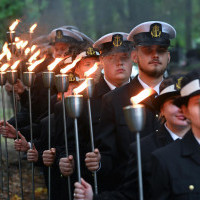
top-left (92, 21), bottom-right (176, 192)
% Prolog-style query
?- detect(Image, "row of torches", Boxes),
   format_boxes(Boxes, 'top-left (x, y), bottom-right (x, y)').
top-left (0, 19), bottom-right (154, 200)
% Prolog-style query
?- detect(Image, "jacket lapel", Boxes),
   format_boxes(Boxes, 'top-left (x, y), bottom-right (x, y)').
top-left (181, 130), bottom-right (200, 165)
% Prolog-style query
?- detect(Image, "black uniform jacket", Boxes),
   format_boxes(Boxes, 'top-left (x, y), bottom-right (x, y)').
top-left (93, 124), bottom-right (173, 200)
top-left (95, 75), bottom-right (160, 191)
top-left (151, 130), bottom-right (200, 200)
top-left (54, 75), bottom-right (111, 186)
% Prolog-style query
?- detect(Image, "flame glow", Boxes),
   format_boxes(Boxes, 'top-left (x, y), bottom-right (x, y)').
top-left (2, 42), bottom-right (12, 61)
top-left (0, 63), bottom-right (10, 72)
top-left (47, 58), bottom-right (63, 71)
top-left (73, 80), bottom-right (87, 95)
top-left (15, 37), bottom-right (20, 42)
top-left (130, 88), bottom-right (156, 105)
top-left (84, 63), bottom-right (98, 77)
top-left (29, 23), bottom-right (37, 33)
top-left (16, 40), bottom-right (23, 49)
top-left (0, 52), bottom-right (6, 61)
top-left (28, 49), bottom-right (41, 63)
top-left (25, 47), bottom-right (31, 55)
top-left (31, 45), bottom-right (37, 52)
top-left (28, 56), bottom-right (46, 72)
top-left (11, 60), bottom-right (21, 70)
top-left (21, 40), bottom-right (28, 49)
top-left (9, 19), bottom-right (20, 31)
top-left (60, 57), bottom-right (82, 74)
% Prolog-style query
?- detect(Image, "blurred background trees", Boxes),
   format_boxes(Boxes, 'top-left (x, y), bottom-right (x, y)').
top-left (0, 0), bottom-right (200, 71)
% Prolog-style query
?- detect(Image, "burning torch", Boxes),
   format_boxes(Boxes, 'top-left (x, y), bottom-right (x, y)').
top-left (29, 23), bottom-right (37, 41)
top-left (123, 88), bottom-right (155, 200)
top-left (6, 60), bottom-right (24, 200)
top-left (22, 56), bottom-right (45, 200)
top-left (43, 58), bottom-right (63, 199)
top-left (55, 74), bottom-right (72, 200)
top-left (7, 19), bottom-right (20, 54)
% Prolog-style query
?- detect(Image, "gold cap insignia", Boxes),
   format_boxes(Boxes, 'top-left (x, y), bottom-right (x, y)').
top-left (150, 23), bottom-right (162, 38)
top-left (56, 30), bottom-right (63, 39)
top-left (86, 47), bottom-right (96, 56)
top-left (112, 34), bottom-right (123, 47)
top-left (68, 72), bottom-right (76, 82)
top-left (176, 77), bottom-right (183, 90)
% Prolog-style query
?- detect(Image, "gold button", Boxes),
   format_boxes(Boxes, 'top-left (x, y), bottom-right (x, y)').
top-left (156, 114), bottom-right (159, 118)
top-left (189, 185), bottom-right (194, 191)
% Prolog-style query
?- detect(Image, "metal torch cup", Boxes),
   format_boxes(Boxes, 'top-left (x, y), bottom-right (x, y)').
top-left (123, 104), bottom-right (146, 200)
top-left (42, 71), bottom-right (55, 200)
top-left (23, 72), bottom-right (36, 200)
top-left (55, 74), bottom-right (72, 200)
top-left (0, 72), bottom-right (7, 195)
top-left (65, 95), bottom-right (83, 183)
top-left (7, 70), bottom-right (24, 200)
top-left (6, 31), bottom-right (16, 54)
top-left (86, 78), bottom-right (98, 194)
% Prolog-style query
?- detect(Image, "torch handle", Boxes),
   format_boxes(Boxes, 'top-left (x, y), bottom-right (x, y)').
top-left (74, 118), bottom-right (81, 183)
top-left (28, 87), bottom-right (35, 200)
top-left (136, 132), bottom-right (144, 200)
top-left (12, 86), bottom-right (24, 200)
top-left (48, 87), bottom-right (51, 200)
top-left (1, 85), bottom-right (10, 199)
top-left (87, 98), bottom-right (98, 194)
top-left (62, 93), bottom-right (72, 200)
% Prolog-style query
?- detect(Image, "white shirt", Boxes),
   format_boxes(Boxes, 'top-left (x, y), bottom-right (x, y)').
top-left (138, 76), bottom-right (162, 94)
top-left (194, 135), bottom-right (200, 145)
top-left (104, 76), bottom-right (130, 91)
top-left (164, 123), bottom-right (182, 141)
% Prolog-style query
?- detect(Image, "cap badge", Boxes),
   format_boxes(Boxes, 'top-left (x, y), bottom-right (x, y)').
top-left (87, 47), bottom-right (96, 56)
top-left (56, 30), bottom-right (63, 39)
top-left (68, 72), bottom-right (76, 82)
top-left (176, 77), bottom-right (183, 90)
top-left (112, 34), bottom-right (123, 47)
top-left (151, 24), bottom-right (162, 38)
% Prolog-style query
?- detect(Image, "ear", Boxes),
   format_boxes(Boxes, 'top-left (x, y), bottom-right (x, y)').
top-left (131, 50), bottom-right (138, 64)
top-left (167, 52), bottom-right (171, 64)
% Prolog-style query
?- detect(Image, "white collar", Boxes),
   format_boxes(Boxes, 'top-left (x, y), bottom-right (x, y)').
top-left (194, 135), bottom-right (200, 145)
top-left (164, 123), bottom-right (182, 141)
top-left (138, 76), bottom-right (162, 94)
top-left (104, 76), bottom-right (130, 91)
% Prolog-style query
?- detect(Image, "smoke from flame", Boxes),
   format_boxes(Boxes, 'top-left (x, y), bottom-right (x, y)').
top-left (130, 88), bottom-right (156, 105)
top-left (9, 19), bottom-right (20, 31)
top-left (28, 56), bottom-right (46, 72)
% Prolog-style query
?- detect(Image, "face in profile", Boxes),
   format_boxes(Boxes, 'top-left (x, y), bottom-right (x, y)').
top-left (161, 97), bottom-right (189, 130)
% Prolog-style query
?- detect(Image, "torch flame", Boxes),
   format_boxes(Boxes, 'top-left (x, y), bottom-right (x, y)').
top-left (28, 56), bottom-right (46, 72)
top-left (29, 23), bottom-right (37, 33)
top-left (130, 88), bottom-right (156, 105)
top-left (21, 40), bottom-right (28, 49)
top-left (0, 52), bottom-right (6, 61)
top-left (25, 47), bottom-right (31, 55)
top-left (0, 63), bottom-right (10, 72)
top-left (28, 49), bottom-right (41, 63)
top-left (73, 80), bottom-right (88, 95)
top-left (60, 57), bottom-right (82, 74)
top-left (84, 63), bottom-right (98, 77)
top-left (2, 42), bottom-right (12, 61)
top-left (11, 60), bottom-right (21, 70)
top-left (15, 37), bottom-right (20, 42)
top-left (47, 58), bottom-right (63, 71)
top-left (9, 19), bottom-right (20, 31)
top-left (31, 45), bottom-right (37, 52)
top-left (16, 40), bottom-right (23, 49)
